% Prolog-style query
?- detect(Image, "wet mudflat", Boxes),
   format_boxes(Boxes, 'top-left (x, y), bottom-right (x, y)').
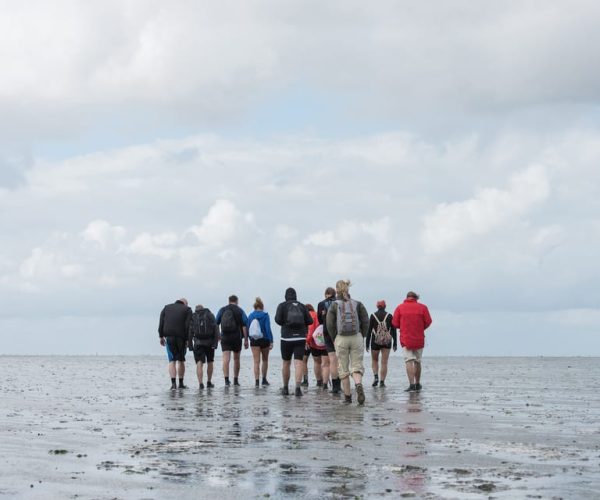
top-left (1, 356), bottom-right (599, 499)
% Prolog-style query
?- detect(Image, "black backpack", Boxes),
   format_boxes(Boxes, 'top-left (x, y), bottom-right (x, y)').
top-left (191, 309), bottom-right (215, 342)
top-left (286, 302), bottom-right (305, 327)
top-left (220, 307), bottom-right (239, 335)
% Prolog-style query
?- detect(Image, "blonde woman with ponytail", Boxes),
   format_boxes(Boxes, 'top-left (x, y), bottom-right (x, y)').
top-left (325, 280), bottom-right (370, 405)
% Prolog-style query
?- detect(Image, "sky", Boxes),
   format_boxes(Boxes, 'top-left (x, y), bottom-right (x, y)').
top-left (1, 1), bottom-right (600, 356)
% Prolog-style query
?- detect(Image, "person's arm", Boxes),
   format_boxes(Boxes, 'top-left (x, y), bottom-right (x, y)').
top-left (274, 303), bottom-right (284, 326)
top-left (158, 307), bottom-right (166, 345)
top-left (187, 314), bottom-right (194, 350)
top-left (366, 314), bottom-right (375, 350)
top-left (326, 303), bottom-right (337, 340)
top-left (304, 307), bottom-right (313, 326)
top-left (212, 313), bottom-right (219, 349)
top-left (388, 314), bottom-right (397, 350)
top-left (241, 309), bottom-right (249, 348)
top-left (358, 302), bottom-right (369, 338)
top-left (423, 306), bottom-right (432, 330)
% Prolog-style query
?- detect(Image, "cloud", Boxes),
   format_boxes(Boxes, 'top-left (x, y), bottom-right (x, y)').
top-left (421, 165), bottom-right (550, 254)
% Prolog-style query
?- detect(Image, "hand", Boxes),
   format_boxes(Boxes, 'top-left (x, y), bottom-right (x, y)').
top-left (159, 337), bottom-right (166, 346)
top-left (244, 339), bottom-right (249, 350)
top-left (393, 346), bottom-right (397, 352)
top-left (366, 347), bottom-right (369, 353)
top-left (269, 343), bottom-right (273, 351)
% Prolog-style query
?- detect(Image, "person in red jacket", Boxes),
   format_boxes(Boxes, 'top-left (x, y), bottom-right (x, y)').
top-left (392, 291), bottom-right (432, 392)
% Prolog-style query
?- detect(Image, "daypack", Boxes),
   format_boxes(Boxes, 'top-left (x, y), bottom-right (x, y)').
top-left (373, 313), bottom-right (392, 345)
top-left (248, 318), bottom-right (263, 340)
top-left (190, 309), bottom-right (216, 343)
top-left (220, 307), bottom-right (238, 335)
top-left (312, 324), bottom-right (325, 348)
top-left (286, 302), bottom-right (305, 327)
top-left (336, 299), bottom-right (359, 335)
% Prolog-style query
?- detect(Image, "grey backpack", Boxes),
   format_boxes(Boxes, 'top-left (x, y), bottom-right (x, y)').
top-left (336, 299), bottom-right (358, 335)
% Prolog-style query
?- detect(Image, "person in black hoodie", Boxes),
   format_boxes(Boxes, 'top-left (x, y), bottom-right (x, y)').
top-left (365, 300), bottom-right (397, 387)
top-left (275, 287), bottom-right (313, 397)
top-left (158, 298), bottom-right (193, 390)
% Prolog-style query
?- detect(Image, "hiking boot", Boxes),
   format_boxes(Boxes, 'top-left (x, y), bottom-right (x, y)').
top-left (330, 378), bottom-right (341, 394)
top-left (281, 386), bottom-right (289, 396)
top-left (316, 380), bottom-right (323, 387)
top-left (301, 377), bottom-right (308, 387)
top-left (262, 378), bottom-right (270, 386)
top-left (178, 384), bottom-right (188, 389)
top-left (224, 379), bottom-right (231, 387)
top-left (404, 384), bottom-right (417, 392)
top-left (170, 383), bottom-right (177, 391)
top-left (344, 395), bottom-right (352, 404)
top-left (233, 378), bottom-right (240, 386)
top-left (415, 383), bottom-right (422, 391)
top-left (379, 380), bottom-right (386, 388)
top-left (206, 381), bottom-right (214, 389)
top-left (295, 387), bottom-right (303, 397)
top-left (199, 383), bottom-right (205, 390)
top-left (255, 379), bottom-right (260, 388)
top-left (372, 375), bottom-right (379, 387)
top-left (356, 384), bottom-right (365, 405)
top-left (322, 382), bottom-right (328, 390)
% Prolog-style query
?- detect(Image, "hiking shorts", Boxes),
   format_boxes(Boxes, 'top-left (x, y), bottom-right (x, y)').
top-left (334, 334), bottom-right (364, 379)
top-left (165, 337), bottom-right (187, 362)
top-left (250, 338), bottom-right (271, 349)
top-left (370, 340), bottom-right (392, 351)
top-left (221, 336), bottom-right (242, 353)
top-left (324, 334), bottom-right (336, 353)
top-left (193, 345), bottom-right (215, 364)
top-left (281, 340), bottom-right (305, 361)
top-left (403, 348), bottom-right (423, 363)
top-left (310, 348), bottom-right (327, 357)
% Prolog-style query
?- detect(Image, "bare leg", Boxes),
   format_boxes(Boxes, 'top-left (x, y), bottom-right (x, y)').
top-left (233, 351), bottom-right (241, 379)
top-left (313, 355), bottom-right (322, 381)
top-left (196, 362), bottom-right (204, 385)
top-left (380, 348), bottom-right (391, 381)
top-left (328, 352), bottom-right (339, 379)
top-left (321, 355), bottom-right (330, 385)
top-left (282, 360), bottom-right (291, 387)
top-left (405, 360), bottom-right (417, 385)
top-left (415, 361), bottom-right (421, 385)
top-left (251, 346), bottom-right (261, 380)
top-left (177, 361), bottom-right (185, 379)
top-left (371, 349), bottom-right (379, 377)
top-left (168, 361), bottom-right (176, 379)
top-left (341, 375), bottom-right (351, 396)
top-left (302, 354), bottom-right (309, 379)
top-left (294, 359), bottom-right (304, 385)
top-left (351, 371), bottom-right (362, 385)
top-left (207, 362), bottom-right (213, 382)
top-left (222, 351), bottom-right (231, 379)
top-left (261, 347), bottom-right (270, 378)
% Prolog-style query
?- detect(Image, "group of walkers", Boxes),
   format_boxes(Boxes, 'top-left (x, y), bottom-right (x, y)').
top-left (157, 280), bottom-right (432, 405)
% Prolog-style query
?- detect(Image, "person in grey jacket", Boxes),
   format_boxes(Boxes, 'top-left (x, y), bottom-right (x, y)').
top-left (326, 280), bottom-right (369, 405)
top-left (188, 305), bottom-right (219, 389)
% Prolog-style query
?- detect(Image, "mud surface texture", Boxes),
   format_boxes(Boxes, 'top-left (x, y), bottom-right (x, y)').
top-left (1, 356), bottom-right (599, 499)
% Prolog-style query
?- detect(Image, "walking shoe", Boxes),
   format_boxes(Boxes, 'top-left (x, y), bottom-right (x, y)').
top-left (233, 378), bottom-right (240, 386)
top-left (330, 378), bottom-right (341, 394)
top-left (322, 382), bottom-right (328, 390)
top-left (206, 381), bottom-right (214, 389)
top-left (262, 378), bottom-right (270, 386)
top-left (404, 384), bottom-right (417, 392)
top-left (178, 384), bottom-right (188, 389)
top-left (295, 387), bottom-right (303, 397)
top-left (170, 383), bottom-right (177, 391)
top-left (356, 384), bottom-right (365, 405)
top-left (379, 380), bottom-right (386, 387)
top-left (372, 375), bottom-right (379, 387)
top-left (415, 383), bottom-right (422, 391)
top-left (281, 386), bottom-right (289, 396)
top-left (224, 379), bottom-right (231, 387)
top-left (343, 395), bottom-right (352, 404)
top-left (316, 380), bottom-right (323, 387)
top-left (255, 379), bottom-right (260, 388)
top-left (199, 383), bottom-right (205, 390)
top-left (301, 378), bottom-right (309, 387)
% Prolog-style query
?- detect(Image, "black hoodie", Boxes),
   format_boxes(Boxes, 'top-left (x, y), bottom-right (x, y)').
top-left (274, 287), bottom-right (313, 340)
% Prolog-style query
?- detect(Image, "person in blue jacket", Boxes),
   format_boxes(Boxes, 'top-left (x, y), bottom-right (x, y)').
top-left (247, 297), bottom-right (274, 387)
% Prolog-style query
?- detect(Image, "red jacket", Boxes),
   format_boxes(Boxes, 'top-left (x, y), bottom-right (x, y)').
top-left (391, 298), bottom-right (432, 350)
top-left (306, 310), bottom-right (321, 349)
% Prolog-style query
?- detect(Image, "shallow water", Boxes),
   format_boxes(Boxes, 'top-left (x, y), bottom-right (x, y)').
top-left (1, 356), bottom-right (599, 499)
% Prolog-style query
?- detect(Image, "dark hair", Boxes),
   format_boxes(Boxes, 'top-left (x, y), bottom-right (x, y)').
top-left (406, 291), bottom-right (420, 300)
top-left (324, 287), bottom-right (335, 298)
top-left (254, 297), bottom-right (264, 310)
top-left (229, 295), bottom-right (238, 303)
top-left (305, 303), bottom-right (314, 312)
